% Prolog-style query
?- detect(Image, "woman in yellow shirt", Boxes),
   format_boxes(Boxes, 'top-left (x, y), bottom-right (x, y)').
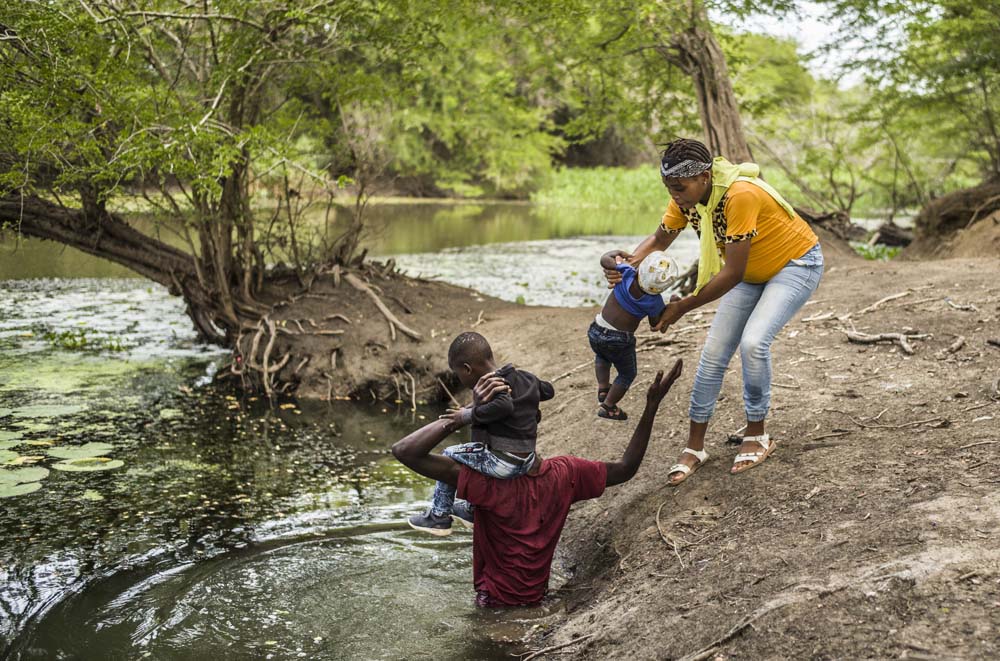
top-left (604, 138), bottom-right (823, 482)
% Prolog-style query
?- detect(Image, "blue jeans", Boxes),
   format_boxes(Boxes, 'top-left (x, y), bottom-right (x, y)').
top-left (588, 322), bottom-right (638, 388)
top-left (431, 442), bottom-right (535, 516)
top-left (689, 244), bottom-right (824, 423)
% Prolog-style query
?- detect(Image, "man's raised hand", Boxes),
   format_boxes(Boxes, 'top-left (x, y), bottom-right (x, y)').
top-left (472, 372), bottom-right (510, 405)
top-left (645, 359), bottom-right (683, 406)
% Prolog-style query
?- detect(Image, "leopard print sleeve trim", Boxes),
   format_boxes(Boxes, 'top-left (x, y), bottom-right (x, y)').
top-left (659, 222), bottom-right (685, 234)
top-left (723, 230), bottom-right (758, 244)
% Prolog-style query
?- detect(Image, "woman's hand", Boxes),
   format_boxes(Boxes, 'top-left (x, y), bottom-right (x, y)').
top-left (652, 295), bottom-right (689, 333)
top-left (602, 250), bottom-right (633, 288)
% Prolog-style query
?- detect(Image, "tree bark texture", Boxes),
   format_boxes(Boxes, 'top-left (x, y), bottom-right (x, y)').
top-left (671, 24), bottom-right (753, 164)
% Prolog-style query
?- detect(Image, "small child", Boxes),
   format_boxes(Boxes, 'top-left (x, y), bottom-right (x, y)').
top-left (407, 331), bottom-right (554, 536)
top-left (589, 250), bottom-right (675, 420)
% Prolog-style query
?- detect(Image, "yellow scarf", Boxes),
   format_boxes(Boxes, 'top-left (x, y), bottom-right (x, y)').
top-left (693, 157), bottom-right (796, 294)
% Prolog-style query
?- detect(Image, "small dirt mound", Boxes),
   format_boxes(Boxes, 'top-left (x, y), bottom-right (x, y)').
top-left (907, 177), bottom-right (1000, 257)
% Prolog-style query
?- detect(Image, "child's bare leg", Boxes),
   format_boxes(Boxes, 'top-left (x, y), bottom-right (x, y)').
top-left (667, 420), bottom-right (708, 484)
top-left (603, 382), bottom-right (628, 408)
top-left (594, 359), bottom-right (611, 391)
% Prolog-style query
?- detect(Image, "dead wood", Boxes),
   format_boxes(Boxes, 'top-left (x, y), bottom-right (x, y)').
top-left (868, 221), bottom-right (913, 247)
top-left (935, 336), bottom-right (966, 359)
top-left (520, 634), bottom-right (594, 661)
top-left (842, 329), bottom-right (930, 354)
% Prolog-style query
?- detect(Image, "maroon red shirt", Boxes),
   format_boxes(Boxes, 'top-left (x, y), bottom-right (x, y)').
top-left (457, 456), bottom-right (607, 606)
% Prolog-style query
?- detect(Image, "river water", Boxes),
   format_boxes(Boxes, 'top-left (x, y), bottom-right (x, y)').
top-left (0, 202), bottom-right (696, 660)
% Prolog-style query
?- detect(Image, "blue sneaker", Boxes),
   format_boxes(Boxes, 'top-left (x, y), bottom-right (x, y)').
top-left (408, 508), bottom-right (453, 536)
top-left (451, 501), bottom-right (475, 530)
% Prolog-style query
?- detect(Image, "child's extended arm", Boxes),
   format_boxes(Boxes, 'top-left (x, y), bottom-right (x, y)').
top-left (465, 390), bottom-right (514, 424)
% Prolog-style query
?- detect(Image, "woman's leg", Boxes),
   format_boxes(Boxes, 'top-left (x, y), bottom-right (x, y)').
top-left (668, 281), bottom-right (763, 483)
top-left (732, 261), bottom-right (823, 471)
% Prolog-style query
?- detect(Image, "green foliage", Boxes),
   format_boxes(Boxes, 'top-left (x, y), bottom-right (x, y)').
top-left (531, 167), bottom-right (668, 210)
top-left (851, 242), bottom-right (902, 261)
top-left (43, 329), bottom-right (130, 352)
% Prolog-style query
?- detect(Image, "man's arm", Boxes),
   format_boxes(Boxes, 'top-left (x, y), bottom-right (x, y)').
top-left (604, 359), bottom-right (683, 487)
top-left (391, 419), bottom-right (462, 487)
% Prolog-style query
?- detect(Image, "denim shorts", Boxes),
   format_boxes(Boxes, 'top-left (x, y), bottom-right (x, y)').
top-left (588, 321), bottom-right (637, 388)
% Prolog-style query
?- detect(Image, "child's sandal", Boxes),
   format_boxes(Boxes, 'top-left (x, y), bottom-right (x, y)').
top-left (597, 387), bottom-right (610, 403)
top-left (598, 403), bottom-right (628, 421)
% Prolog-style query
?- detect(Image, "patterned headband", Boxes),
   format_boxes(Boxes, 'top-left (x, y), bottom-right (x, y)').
top-left (660, 158), bottom-right (712, 179)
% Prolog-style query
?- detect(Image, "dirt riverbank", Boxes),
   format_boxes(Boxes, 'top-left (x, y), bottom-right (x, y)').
top-left (465, 252), bottom-right (1000, 660)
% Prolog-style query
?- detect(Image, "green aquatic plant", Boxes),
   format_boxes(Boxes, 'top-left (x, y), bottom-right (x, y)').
top-left (0, 450), bottom-right (18, 462)
top-left (51, 457), bottom-right (125, 472)
top-left (851, 242), bottom-right (901, 261)
top-left (43, 328), bottom-right (132, 352)
top-left (47, 442), bottom-right (115, 460)
top-left (0, 466), bottom-right (50, 498)
top-left (10, 404), bottom-right (87, 418)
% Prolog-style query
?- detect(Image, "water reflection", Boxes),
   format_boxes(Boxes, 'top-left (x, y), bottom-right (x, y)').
top-left (0, 279), bottom-right (509, 659)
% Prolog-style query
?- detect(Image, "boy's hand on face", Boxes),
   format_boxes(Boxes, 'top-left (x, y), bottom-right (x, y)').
top-left (472, 373), bottom-right (510, 405)
top-left (439, 407), bottom-right (469, 432)
top-left (645, 359), bottom-right (683, 406)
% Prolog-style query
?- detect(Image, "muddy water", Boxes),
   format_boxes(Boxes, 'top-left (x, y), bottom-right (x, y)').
top-left (0, 279), bottom-right (523, 660)
top-left (2, 202), bottom-right (671, 660)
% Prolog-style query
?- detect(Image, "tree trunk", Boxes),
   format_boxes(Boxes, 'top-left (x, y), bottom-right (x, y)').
top-left (672, 29), bottom-right (752, 162)
top-left (1, 194), bottom-right (230, 343)
top-left (654, 4), bottom-right (753, 162)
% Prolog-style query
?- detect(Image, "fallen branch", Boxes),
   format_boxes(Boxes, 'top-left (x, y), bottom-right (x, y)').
top-left (823, 408), bottom-right (946, 430)
top-left (801, 311), bottom-right (834, 323)
top-left (945, 298), bottom-right (978, 312)
top-left (324, 313), bottom-right (352, 324)
top-left (842, 329), bottom-right (930, 355)
top-left (655, 501), bottom-right (685, 568)
top-left (958, 440), bottom-right (1000, 450)
top-left (520, 634), bottom-right (595, 661)
top-left (935, 335), bottom-right (966, 359)
top-left (472, 309), bottom-right (485, 327)
top-left (809, 430), bottom-right (852, 441)
top-left (552, 360), bottom-right (592, 383)
top-left (344, 272), bottom-right (422, 341)
top-left (839, 291), bottom-right (911, 321)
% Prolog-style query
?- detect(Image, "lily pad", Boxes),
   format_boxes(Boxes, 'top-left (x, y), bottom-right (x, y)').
top-left (0, 481), bottom-right (42, 498)
top-left (51, 457), bottom-right (125, 472)
top-left (0, 466), bottom-right (50, 484)
top-left (0, 441), bottom-right (19, 451)
top-left (0, 450), bottom-right (17, 463)
top-left (0, 430), bottom-right (22, 442)
top-left (46, 442), bottom-right (115, 460)
top-left (79, 489), bottom-right (105, 501)
top-left (4, 455), bottom-right (45, 466)
top-left (10, 404), bottom-right (86, 418)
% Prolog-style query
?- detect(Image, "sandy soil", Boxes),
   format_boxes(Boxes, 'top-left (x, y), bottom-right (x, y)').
top-left (467, 249), bottom-right (1000, 660)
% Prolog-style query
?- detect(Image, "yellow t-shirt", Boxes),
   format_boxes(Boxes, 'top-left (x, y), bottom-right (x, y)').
top-left (660, 181), bottom-right (818, 284)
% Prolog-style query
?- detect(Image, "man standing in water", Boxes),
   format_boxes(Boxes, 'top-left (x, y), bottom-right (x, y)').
top-left (392, 359), bottom-right (682, 607)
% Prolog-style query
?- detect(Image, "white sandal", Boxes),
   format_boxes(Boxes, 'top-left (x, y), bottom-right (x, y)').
top-left (731, 433), bottom-right (777, 474)
top-left (667, 447), bottom-right (709, 485)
